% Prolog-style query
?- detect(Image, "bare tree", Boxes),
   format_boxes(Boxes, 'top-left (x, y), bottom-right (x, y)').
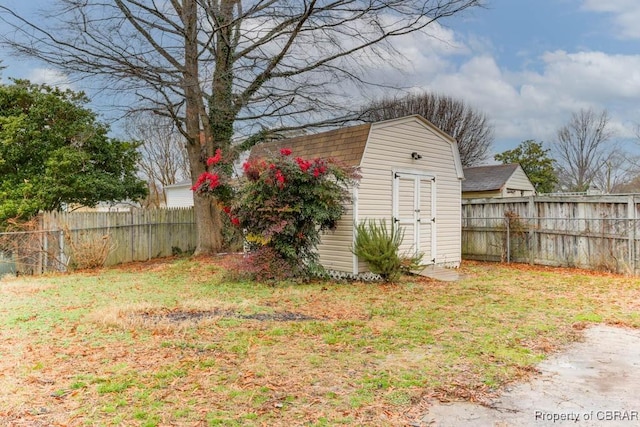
top-left (0, 0), bottom-right (484, 253)
top-left (609, 124), bottom-right (640, 193)
top-left (360, 92), bottom-right (493, 166)
top-left (554, 108), bottom-right (617, 192)
top-left (126, 113), bottom-right (191, 207)
top-left (591, 151), bottom-right (639, 194)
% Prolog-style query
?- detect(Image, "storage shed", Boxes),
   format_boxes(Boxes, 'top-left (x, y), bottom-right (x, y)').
top-left (462, 163), bottom-right (535, 199)
top-left (250, 115), bottom-right (464, 276)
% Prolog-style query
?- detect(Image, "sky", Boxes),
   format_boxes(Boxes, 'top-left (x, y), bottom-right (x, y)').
top-left (1, 0), bottom-right (640, 158)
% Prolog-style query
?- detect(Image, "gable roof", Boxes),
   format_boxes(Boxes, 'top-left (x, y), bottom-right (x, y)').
top-left (249, 115), bottom-right (464, 179)
top-left (462, 163), bottom-right (521, 192)
top-left (249, 123), bottom-right (372, 166)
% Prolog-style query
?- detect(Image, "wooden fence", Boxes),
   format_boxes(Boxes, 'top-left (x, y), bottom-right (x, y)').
top-left (0, 208), bottom-right (196, 275)
top-left (5, 196), bottom-right (640, 276)
top-left (462, 195), bottom-right (640, 275)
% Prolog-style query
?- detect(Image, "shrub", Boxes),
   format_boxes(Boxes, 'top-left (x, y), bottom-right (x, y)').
top-left (236, 149), bottom-right (359, 278)
top-left (64, 226), bottom-right (115, 270)
top-left (193, 147), bottom-right (360, 280)
top-left (352, 219), bottom-right (422, 282)
top-left (225, 246), bottom-right (298, 283)
top-left (190, 148), bottom-right (235, 205)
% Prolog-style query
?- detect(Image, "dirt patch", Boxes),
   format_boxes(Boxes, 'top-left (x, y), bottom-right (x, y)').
top-left (134, 307), bottom-right (323, 324)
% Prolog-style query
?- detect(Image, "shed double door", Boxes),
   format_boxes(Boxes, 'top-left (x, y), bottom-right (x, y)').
top-left (392, 172), bottom-right (436, 265)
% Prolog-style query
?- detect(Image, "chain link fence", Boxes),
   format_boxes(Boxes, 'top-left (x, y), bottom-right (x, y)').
top-left (0, 229), bottom-right (66, 276)
top-left (0, 209), bottom-right (197, 276)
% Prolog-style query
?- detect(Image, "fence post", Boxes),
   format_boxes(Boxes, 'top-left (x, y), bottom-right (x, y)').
top-left (42, 230), bottom-right (48, 274)
top-left (629, 196), bottom-right (636, 275)
top-left (505, 215), bottom-right (510, 263)
top-left (528, 195), bottom-right (536, 265)
top-left (59, 229), bottom-right (66, 272)
top-left (38, 214), bottom-right (44, 274)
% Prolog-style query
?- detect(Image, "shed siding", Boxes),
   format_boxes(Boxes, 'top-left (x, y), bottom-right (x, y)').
top-left (317, 209), bottom-right (355, 273)
top-left (356, 118), bottom-right (461, 272)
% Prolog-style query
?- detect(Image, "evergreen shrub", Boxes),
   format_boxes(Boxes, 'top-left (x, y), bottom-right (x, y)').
top-left (352, 219), bottom-right (423, 282)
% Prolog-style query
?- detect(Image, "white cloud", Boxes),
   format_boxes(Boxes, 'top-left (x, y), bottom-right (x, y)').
top-left (395, 45), bottom-right (640, 150)
top-left (340, 15), bottom-right (640, 152)
top-left (353, 21), bottom-right (470, 80)
top-left (27, 68), bottom-right (71, 90)
top-left (513, 51), bottom-right (640, 140)
top-left (581, 0), bottom-right (640, 39)
top-left (354, 4), bottom-right (640, 151)
top-left (537, 50), bottom-right (640, 102)
top-left (305, 21), bottom-right (471, 107)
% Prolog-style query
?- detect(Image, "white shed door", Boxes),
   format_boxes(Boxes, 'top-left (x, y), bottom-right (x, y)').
top-left (393, 172), bottom-right (436, 265)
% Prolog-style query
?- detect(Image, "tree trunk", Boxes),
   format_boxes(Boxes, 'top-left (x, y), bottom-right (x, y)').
top-left (186, 140), bottom-right (223, 254)
top-left (183, 0), bottom-right (223, 254)
top-left (193, 193), bottom-right (223, 255)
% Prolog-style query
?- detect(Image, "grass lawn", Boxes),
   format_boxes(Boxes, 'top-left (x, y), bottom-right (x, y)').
top-left (1, 256), bottom-right (639, 426)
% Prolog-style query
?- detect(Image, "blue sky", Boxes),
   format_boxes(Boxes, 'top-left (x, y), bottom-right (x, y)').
top-left (1, 0), bottom-right (640, 158)
top-left (414, 0), bottom-right (640, 155)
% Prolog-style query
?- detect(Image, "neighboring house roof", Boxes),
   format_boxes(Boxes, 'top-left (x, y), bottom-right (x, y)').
top-left (250, 123), bottom-right (372, 166)
top-left (462, 163), bottom-right (522, 192)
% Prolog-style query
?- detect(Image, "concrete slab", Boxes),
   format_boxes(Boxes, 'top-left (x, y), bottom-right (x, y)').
top-left (415, 265), bottom-right (461, 282)
top-left (422, 325), bottom-right (640, 426)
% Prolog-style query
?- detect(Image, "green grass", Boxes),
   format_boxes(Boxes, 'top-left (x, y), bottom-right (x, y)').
top-left (0, 257), bottom-right (639, 426)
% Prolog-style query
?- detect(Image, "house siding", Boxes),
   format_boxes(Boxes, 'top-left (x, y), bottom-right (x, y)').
top-left (505, 167), bottom-right (536, 196)
top-left (462, 190), bottom-right (501, 199)
top-left (165, 184), bottom-right (194, 208)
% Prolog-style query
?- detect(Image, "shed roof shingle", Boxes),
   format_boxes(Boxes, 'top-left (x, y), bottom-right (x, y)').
top-left (249, 123), bottom-right (372, 166)
top-left (462, 163), bottom-right (520, 192)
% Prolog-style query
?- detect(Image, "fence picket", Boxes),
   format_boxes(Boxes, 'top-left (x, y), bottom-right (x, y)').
top-left (463, 195), bottom-right (640, 275)
top-left (0, 208), bottom-right (196, 275)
